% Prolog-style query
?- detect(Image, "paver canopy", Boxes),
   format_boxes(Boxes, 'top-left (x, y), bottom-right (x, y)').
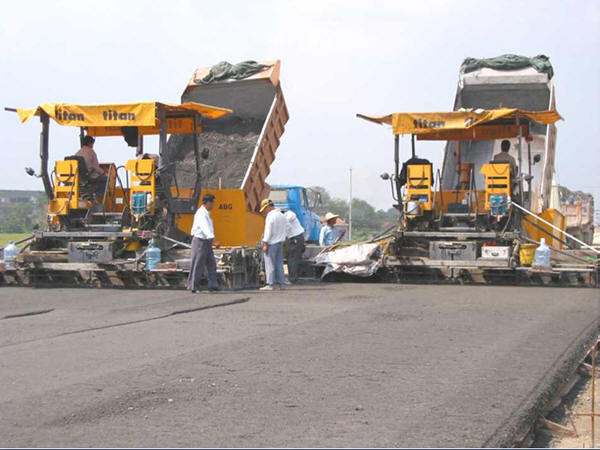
top-left (15, 102), bottom-right (232, 136)
top-left (357, 108), bottom-right (562, 140)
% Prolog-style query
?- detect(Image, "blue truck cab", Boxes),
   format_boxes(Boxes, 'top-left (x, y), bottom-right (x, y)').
top-left (268, 185), bottom-right (322, 242)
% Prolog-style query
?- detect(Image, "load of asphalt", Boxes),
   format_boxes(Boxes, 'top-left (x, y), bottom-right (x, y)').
top-left (166, 117), bottom-right (262, 190)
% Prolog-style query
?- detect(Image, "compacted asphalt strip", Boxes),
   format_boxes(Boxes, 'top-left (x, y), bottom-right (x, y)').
top-left (0, 284), bottom-right (597, 447)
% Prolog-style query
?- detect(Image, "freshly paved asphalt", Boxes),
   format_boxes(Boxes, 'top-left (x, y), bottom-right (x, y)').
top-left (0, 284), bottom-right (597, 447)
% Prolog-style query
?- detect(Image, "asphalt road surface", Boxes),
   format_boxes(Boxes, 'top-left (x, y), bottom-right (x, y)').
top-left (0, 284), bottom-right (598, 447)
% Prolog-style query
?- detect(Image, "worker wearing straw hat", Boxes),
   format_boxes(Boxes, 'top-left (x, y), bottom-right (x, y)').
top-left (319, 212), bottom-right (346, 246)
top-left (259, 198), bottom-right (287, 290)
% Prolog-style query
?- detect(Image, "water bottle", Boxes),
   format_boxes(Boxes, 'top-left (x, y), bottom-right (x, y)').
top-left (532, 238), bottom-right (551, 268)
top-left (145, 239), bottom-right (161, 271)
top-left (132, 192), bottom-right (147, 215)
top-left (3, 241), bottom-right (19, 269)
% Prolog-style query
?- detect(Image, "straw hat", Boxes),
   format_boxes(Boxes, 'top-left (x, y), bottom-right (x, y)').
top-left (324, 212), bottom-right (340, 223)
top-left (259, 198), bottom-right (274, 212)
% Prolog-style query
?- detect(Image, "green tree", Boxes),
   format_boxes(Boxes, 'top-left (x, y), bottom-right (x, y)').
top-left (0, 194), bottom-right (46, 233)
top-left (308, 186), bottom-right (399, 241)
top-left (0, 204), bottom-right (34, 233)
top-left (309, 186), bottom-right (347, 217)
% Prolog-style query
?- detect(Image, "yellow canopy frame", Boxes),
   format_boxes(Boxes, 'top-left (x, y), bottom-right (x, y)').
top-left (15, 101), bottom-right (232, 136)
top-left (356, 108), bottom-right (562, 139)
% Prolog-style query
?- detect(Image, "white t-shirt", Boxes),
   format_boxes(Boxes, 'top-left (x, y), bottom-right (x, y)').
top-left (190, 205), bottom-right (215, 239)
top-left (262, 209), bottom-right (287, 244)
top-left (284, 210), bottom-right (305, 239)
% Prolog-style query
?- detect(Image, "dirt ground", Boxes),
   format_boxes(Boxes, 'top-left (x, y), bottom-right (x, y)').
top-left (535, 357), bottom-right (599, 448)
top-left (0, 284), bottom-right (598, 447)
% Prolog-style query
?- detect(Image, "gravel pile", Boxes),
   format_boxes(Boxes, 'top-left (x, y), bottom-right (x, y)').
top-left (166, 118), bottom-right (262, 190)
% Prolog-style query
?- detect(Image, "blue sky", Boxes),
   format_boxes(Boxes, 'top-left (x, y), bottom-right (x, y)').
top-left (1, 0), bottom-right (598, 211)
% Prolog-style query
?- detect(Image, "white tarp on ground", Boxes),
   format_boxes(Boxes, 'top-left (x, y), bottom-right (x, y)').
top-left (314, 242), bottom-right (383, 278)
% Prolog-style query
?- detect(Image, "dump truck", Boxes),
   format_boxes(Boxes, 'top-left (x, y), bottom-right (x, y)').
top-left (559, 186), bottom-right (595, 246)
top-left (446, 54), bottom-right (558, 217)
top-left (268, 184), bottom-right (322, 242)
top-left (166, 60), bottom-right (288, 247)
top-left (1, 60), bottom-right (289, 289)
top-left (450, 55), bottom-right (593, 249)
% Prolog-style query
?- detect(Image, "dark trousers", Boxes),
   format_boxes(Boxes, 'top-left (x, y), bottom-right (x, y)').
top-left (287, 234), bottom-right (305, 282)
top-left (187, 237), bottom-right (218, 291)
top-left (91, 173), bottom-right (108, 196)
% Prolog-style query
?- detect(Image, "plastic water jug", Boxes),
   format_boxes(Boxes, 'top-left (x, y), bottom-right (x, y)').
top-left (132, 192), bottom-right (147, 215)
top-left (3, 241), bottom-right (19, 269)
top-left (145, 240), bottom-right (161, 271)
top-left (532, 238), bottom-right (551, 268)
top-left (489, 194), bottom-right (508, 216)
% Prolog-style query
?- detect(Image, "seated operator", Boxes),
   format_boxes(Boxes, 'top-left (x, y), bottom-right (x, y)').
top-left (493, 139), bottom-right (518, 180)
top-left (138, 152), bottom-right (161, 166)
top-left (76, 136), bottom-right (108, 197)
top-left (398, 154), bottom-right (432, 187)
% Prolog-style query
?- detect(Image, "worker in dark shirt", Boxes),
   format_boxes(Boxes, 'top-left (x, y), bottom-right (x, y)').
top-left (398, 155), bottom-right (432, 186)
top-left (493, 139), bottom-right (520, 194)
top-left (493, 140), bottom-right (518, 180)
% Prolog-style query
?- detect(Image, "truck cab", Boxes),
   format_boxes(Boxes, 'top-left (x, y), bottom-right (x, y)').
top-left (269, 184), bottom-right (322, 242)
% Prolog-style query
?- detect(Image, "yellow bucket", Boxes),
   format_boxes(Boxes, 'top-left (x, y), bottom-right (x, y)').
top-left (519, 243), bottom-right (536, 266)
top-left (125, 240), bottom-right (141, 251)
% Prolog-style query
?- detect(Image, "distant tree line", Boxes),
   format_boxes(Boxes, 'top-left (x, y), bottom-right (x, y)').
top-left (0, 194), bottom-right (46, 233)
top-left (309, 186), bottom-right (399, 241)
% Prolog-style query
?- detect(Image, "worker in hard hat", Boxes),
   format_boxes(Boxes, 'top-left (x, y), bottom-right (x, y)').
top-left (259, 198), bottom-right (287, 290)
top-left (187, 193), bottom-right (221, 293)
top-left (319, 212), bottom-right (345, 246)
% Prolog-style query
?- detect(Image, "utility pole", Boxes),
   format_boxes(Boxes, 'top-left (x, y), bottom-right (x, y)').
top-left (349, 168), bottom-right (353, 240)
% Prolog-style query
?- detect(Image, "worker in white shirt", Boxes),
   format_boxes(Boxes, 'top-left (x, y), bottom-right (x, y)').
top-left (259, 198), bottom-right (287, 290)
top-left (283, 209), bottom-right (305, 283)
top-left (187, 193), bottom-right (221, 293)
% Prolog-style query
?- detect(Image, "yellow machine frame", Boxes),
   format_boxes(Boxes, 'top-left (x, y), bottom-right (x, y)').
top-left (49, 160), bottom-right (120, 216)
top-left (100, 163), bottom-right (119, 211)
top-left (125, 159), bottom-right (156, 216)
top-left (49, 160), bottom-right (82, 216)
top-left (521, 208), bottom-right (566, 248)
top-left (480, 162), bottom-right (511, 211)
top-left (405, 163), bottom-right (433, 217)
top-left (173, 189), bottom-right (264, 248)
